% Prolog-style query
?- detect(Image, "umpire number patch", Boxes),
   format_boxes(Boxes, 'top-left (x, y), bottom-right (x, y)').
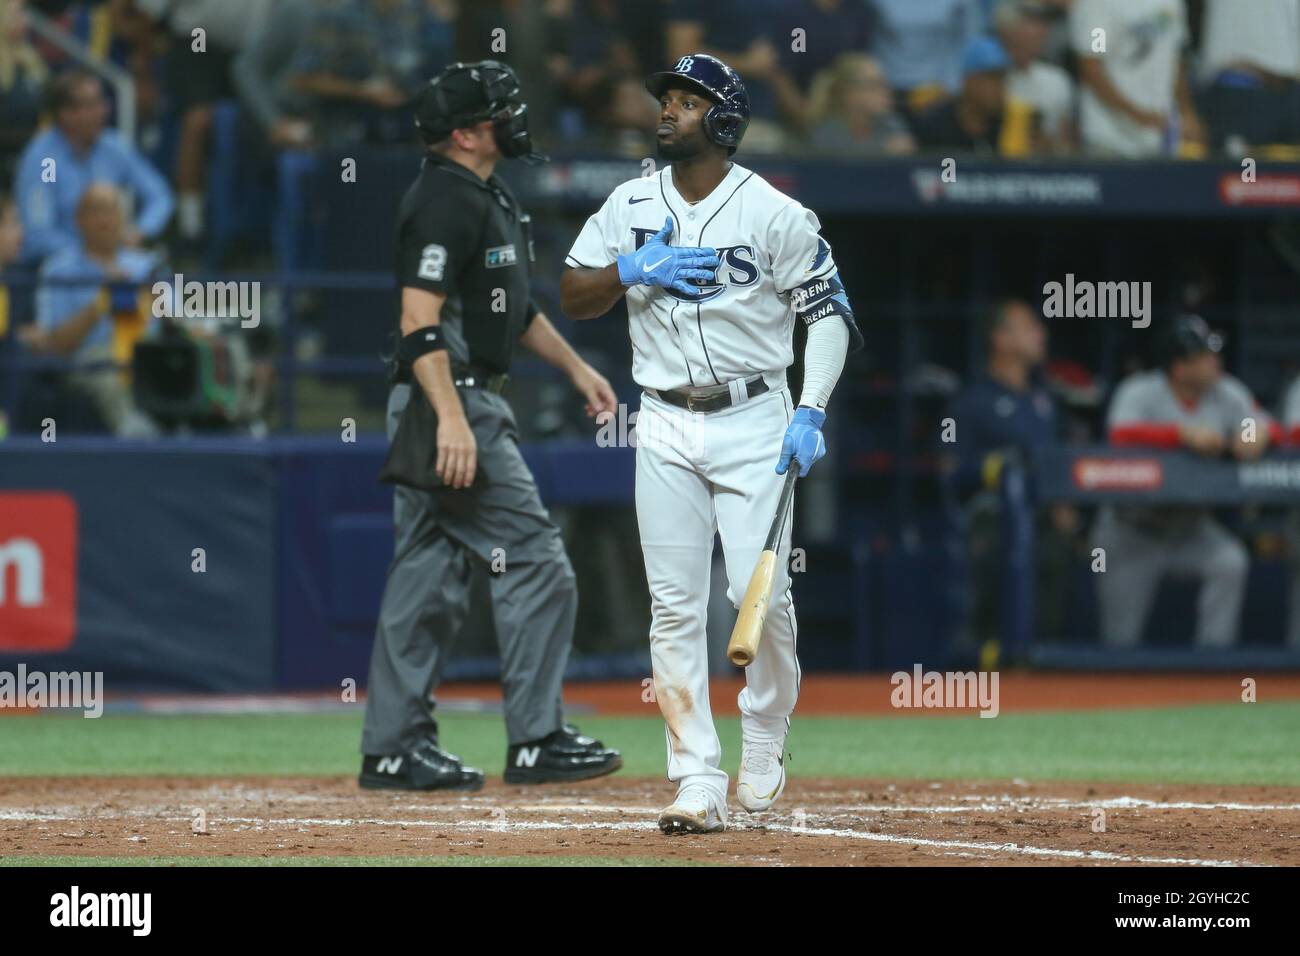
top-left (418, 244), bottom-right (447, 282)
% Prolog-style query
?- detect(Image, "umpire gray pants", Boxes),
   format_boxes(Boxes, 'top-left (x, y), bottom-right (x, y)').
top-left (1091, 511), bottom-right (1248, 648)
top-left (361, 383), bottom-right (577, 754)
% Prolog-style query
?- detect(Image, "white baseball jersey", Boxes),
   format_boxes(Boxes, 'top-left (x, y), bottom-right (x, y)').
top-left (1284, 376), bottom-right (1300, 428)
top-left (1201, 0), bottom-right (1300, 82)
top-left (1070, 0), bottom-right (1187, 157)
top-left (565, 162), bottom-right (837, 392)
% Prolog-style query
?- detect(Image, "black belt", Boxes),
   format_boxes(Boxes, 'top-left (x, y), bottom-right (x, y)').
top-left (394, 363), bottom-right (510, 394)
top-left (653, 377), bottom-right (768, 413)
top-left (453, 366), bottom-right (510, 394)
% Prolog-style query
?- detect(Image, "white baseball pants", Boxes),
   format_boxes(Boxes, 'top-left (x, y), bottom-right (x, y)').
top-left (634, 382), bottom-right (800, 805)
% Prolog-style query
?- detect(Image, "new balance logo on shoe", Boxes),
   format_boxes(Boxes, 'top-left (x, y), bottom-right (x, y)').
top-left (515, 746), bottom-right (540, 768)
top-left (376, 756), bottom-right (403, 774)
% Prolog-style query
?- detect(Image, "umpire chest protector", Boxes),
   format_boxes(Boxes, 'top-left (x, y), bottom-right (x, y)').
top-left (394, 152), bottom-right (536, 376)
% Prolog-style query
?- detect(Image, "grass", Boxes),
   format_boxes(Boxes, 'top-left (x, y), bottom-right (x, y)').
top-left (0, 855), bottom-right (697, 867)
top-left (2, 702), bottom-right (1298, 785)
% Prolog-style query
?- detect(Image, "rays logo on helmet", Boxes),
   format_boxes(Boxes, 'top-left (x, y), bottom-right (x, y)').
top-left (645, 53), bottom-right (750, 153)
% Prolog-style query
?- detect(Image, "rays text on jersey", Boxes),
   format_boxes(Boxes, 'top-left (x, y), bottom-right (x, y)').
top-left (631, 227), bottom-right (758, 301)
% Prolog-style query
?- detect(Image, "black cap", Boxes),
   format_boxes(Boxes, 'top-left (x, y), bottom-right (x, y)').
top-left (414, 61), bottom-right (522, 143)
top-left (1161, 313), bottom-right (1224, 365)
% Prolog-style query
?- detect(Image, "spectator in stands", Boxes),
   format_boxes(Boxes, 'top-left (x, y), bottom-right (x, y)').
top-left (664, 0), bottom-right (799, 149)
top-left (1198, 0), bottom-right (1300, 155)
top-left (543, 0), bottom-right (650, 141)
top-left (0, 191), bottom-right (18, 261)
top-left (584, 73), bottom-right (660, 156)
top-left (996, 0), bottom-right (1076, 154)
top-left (28, 0), bottom-right (110, 70)
top-left (0, 190), bottom-right (17, 437)
top-left (868, 0), bottom-right (986, 118)
top-left (1037, 0), bottom-right (1077, 66)
top-left (1070, 0), bottom-right (1204, 158)
top-left (912, 35), bottom-right (1039, 156)
top-left (13, 69), bottom-right (173, 264)
top-left (284, 0), bottom-right (450, 147)
top-left (18, 182), bottom-right (161, 435)
top-left (773, 0), bottom-right (878, 130)
top-left (546, 0), bottom-right (642, 102)
top-left (132, 0), bottom-right (274, 246)
top-left (0, 192), bottom-right (20, 339)
top-left (230, 0), bottom-right (320, 149)
top-left (1091, 315), bottom-right (1273, 648)
top-left (809, 53), bottom-right (915, 156)
top-left (944, 298), bottom-right (1077, 655)
top-left (0, 0), bottom-right (47, 185)
top-left (105, 0), bottom-right (169, 143)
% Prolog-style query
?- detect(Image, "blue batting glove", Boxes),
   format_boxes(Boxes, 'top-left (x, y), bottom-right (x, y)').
top-left (616, 216), bottom-right (720, 298)
top-left (776, 407), bottom-right (826, 477)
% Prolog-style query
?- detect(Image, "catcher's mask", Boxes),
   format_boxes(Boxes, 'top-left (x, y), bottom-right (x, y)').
top-left (413, 60), bottom-right (547, 164)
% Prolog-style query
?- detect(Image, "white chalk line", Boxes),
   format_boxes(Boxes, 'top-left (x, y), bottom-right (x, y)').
top-left (0, 807), bottom-right (1269, 867)
top-left (70, 783), bottom-right (1299, 816)
top-left (827, 798), bottom-right (1300, 813)
top-left (7, 794), bottom-right (1298, 821)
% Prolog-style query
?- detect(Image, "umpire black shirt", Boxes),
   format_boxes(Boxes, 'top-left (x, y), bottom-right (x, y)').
top-left (395, 152), bottom-right (540, 375)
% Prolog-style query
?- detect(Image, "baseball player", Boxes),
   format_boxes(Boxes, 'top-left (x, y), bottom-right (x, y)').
top-left (559, 54), bottom-right (863, 833)
top-left (360, 60), bottom-right (623, 791)
top-left (1092, 315), bottom-right (1273, 648)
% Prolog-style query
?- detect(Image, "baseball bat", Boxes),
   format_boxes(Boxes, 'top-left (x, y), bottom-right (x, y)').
top-left (727, 461), bottom-right (799, 667)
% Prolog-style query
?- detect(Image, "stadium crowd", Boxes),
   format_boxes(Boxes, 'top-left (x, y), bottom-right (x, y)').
top-left (0, 0), bottom-right (1296, 271)
top-left (2, 0), bottom-right (1300, 252)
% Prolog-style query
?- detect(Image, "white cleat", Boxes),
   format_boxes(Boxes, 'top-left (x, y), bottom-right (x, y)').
top-left (658, 786), bottom-right (727, 834)
top-left (736, 736), bottom-right (786, 812)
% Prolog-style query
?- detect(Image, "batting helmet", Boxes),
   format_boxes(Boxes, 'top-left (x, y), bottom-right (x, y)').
top-left (1161, 314), bottom-right (1224, 366)
top-left (413, 60), bottom-right (546, 163)
top-left (646, 54), bottom-right (750, 154)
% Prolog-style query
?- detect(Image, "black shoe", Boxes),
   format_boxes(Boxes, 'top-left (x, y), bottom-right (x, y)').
top-left (503, 723), bottom-right (623, 784)
top-left (359, 739), bottom-right (485, 791)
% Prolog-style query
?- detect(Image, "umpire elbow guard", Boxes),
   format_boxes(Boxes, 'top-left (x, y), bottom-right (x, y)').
top-left (792, 272), bottom-right (864, 353)
top-left (400, 326), bottom-right (448, 364)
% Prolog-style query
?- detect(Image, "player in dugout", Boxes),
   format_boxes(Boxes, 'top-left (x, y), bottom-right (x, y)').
top-left (943, 298), bottom-right (1078, 660)
top-left (1091, 314), bottom-right (1279, 648)
top-left (1278, 373), bottom-right (1300, 648)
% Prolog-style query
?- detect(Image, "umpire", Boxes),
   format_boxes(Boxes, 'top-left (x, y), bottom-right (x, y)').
top-left (360, 60), bottom-right (623, 791)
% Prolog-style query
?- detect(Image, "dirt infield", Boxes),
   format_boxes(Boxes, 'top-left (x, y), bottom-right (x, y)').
top-left (2, 776), bottom-right (1296, 866)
